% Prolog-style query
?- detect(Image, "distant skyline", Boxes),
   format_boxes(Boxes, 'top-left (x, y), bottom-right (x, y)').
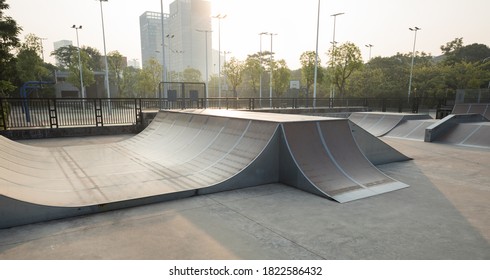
top-left (7, 0), bottom-right (490, 70)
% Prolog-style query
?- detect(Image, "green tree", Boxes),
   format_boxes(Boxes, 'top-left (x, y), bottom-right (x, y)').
top-left (51, 45), bottom-right (96, 93)
top-left (223, 57), bottom-right (244, 98)
top-left (0, 0), bottom-right (22, 96)
top-left (107, 50), bottom-right (125, 95)
top-left (182, 67), bottom-right (202, 82)
top-left (120, 66), bottom-right (141, 97)
top-left (137, 58), bottom-right (161, 97)
top-left (300, 51), bottom-right (323, 96)
top-left (328, 42), bottom-right (363, 97)
top-left (272, 59), bottom-right (291, 97)
top-left (16, 33), bottom-right (50, 82)
top-left (243, 54), bottom-right (263, 96)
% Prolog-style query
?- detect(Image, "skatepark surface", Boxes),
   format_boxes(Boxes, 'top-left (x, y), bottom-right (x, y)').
top-left (0, 133), bottom-right (489, 259)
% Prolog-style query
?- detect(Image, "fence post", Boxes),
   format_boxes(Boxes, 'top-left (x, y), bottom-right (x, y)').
top-left (0, 98), bottom-right (6, 130)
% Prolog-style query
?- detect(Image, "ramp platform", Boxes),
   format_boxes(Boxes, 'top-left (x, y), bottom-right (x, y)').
top-left (1, 110), bottom-right (409, 228)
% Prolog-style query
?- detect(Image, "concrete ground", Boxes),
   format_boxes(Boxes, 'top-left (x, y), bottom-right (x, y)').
top-left (0, 135), bottom-right (488, 259)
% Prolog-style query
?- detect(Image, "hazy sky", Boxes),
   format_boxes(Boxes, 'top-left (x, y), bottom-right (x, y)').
top-left (7, 0), bottom-right (490, 70)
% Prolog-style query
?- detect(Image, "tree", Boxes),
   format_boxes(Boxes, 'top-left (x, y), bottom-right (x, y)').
top-left (243, 54), bottom-right (263, 96)
top-left (120, 66), bottom-right (141, 97)
top-left (300, 51), bottom-right (323, 96)
top-left (328, 42), bottom-right (363, 97)
top-left (272, 59), bottom-right (291, 97)
top-left (137, 58), bottom-right (161, 97)
top-left (223, 57), bottom-right (244, 98)
top-left (107, 50), bottom-right (125, 95)
top-left (0, 0), bottom-right (22, 96)
top-left (16, 33), bottom-right (50, 83)
top-left (182, 68), bottom-right (202, 82)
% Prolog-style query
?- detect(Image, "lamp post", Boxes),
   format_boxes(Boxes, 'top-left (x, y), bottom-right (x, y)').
top-left (166, 34), bottom-right (174, 81)
top-left (39, 37), bottom-right (47, 62)
top-left (212, 14), bottom-right (227, 105)
top-left (222, 51), bottom-right (231, 99)
top-left (269, 32), bottom-right (277, 108)
top-left (313, 0), bottom-right (321, 108)
top-left (259, 32), bottom-right (268, 107)
top-left (97, 0), bottom-right (111, 104)
top-left (196, 29), bottom-right (212, 105)
top-left (365, 44), bottom-right (374, 61)
top-left (71, 25), bottom-right (85, 100)
top-left (160, 0), bottom-right (167, 99)
top-left (408, 27), bottom-right (421, 101)
top-left (330, 12), bottom-right (344, 99)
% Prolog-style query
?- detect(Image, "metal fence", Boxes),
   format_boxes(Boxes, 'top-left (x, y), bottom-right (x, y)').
top-left (1, 97), bottom-right (451, 130)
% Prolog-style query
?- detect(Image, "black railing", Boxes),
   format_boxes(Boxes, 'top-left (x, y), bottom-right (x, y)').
top-left (0, 97), bottom-right (450, 130)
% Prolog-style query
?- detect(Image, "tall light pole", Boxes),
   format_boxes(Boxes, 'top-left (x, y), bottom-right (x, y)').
top-left (212, 14), bottom-right (227, 104)
top-left (98, 0), bottom-right (111, 102)
top-left (222, 51), bottom-right (231, 99)
top-left (330, 12), bottom-right (344, 99)
top-left (72, 25), bottom-right (85, 100)
top-left (313, 0), bottom-right (321, 108)
top-left (160, 0), bottom-right (167, 99)
top-left (408, 27), bottom-right (421, 101)
top-left (39, 37), bottom-right (47, 62)
top-left (166, 34), bottom-right (174, 81)
top-left (365, 44), bottom-right (374, 61)
top-left (269, 32), bottom-right (277, 108)
top-left (196, 29), bottom-right (212, 104)
top-left (259, 32), bottom-right (268, 107)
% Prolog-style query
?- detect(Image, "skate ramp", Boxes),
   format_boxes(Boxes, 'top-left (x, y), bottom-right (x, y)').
top-left (452, 103), bottom-right (490, 119)
top-left (384, 119), bottom-right (437, 141)
top-left (349, 112), bottom-right (431, 137)
top-left (0, 111), bottom-right (280, 228)
top-left (1, 110), bottom-right (409, 228)
top-left (280, 120), bottom-right (408, 203)
top-left (349, 121), bottom-right (411, 165)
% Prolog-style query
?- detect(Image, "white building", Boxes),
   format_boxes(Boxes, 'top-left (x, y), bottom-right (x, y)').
top-left (140, 0), bottom-right (212, 81)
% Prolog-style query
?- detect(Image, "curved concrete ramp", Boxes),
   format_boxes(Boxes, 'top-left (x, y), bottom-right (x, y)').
top-left (349, 112), bottom-right (431, 137)
top-left (280, 120), bottom-right (408, 203)
top-left (1, 110), bottom-right (409, 228)
top-left (0, 111), bottom-right (280, 228)
top-left (384, 119), bottom-right (437, 140)
top-left (452, 103), bottom-right (490, 119)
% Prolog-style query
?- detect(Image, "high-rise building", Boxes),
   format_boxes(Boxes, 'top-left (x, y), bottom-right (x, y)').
top-left (139, 0), bottom-right (211, 81)
top-left (140, 11), bottom-right (169, 68)
top-left (168, 0), bottom-right (212, 80)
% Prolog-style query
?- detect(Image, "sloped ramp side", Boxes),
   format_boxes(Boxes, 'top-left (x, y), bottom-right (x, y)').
top-left (0, 111), bottom-right (280, 228)
top-left (280, 120), bottom-right (409, 203)
top-left (349, 121), bottom-right (411, 165)
top-left (384, 119), bottom-right (437, 140)
top-left (349, 112), bottom-right (431, 137)
top-left (452, 103), bottom-right (490, 119)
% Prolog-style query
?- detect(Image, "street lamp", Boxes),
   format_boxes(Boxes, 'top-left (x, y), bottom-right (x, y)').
top-left (71, 25), bottom-right (85, 100)
top-left (166, 34), bottom-right (174, 81)
top-left (259, 32), bottom-right (268, 107)
top-left (330, 12), bottom-right (344, 99)
top-left (269, 32), bottom-right (277, 108)
top-left (160, 0), bottom-right (167, 99)
top-left (212, 14), bottom-right (227, 104)
top-left (313, 0), bottom-right (321, 107)
top-left (97, 0), bottom-right (111, 102)
top-left (196, 29), bottom-right (212, 104)
top-left (365, 44), bottom-right (374, 61)
top-left (408, 26), bottom-right (421, 101)
top-left (39, 37), bottom-right (47, 62)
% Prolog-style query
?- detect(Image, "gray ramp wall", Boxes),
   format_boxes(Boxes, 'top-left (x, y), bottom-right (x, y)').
top-left (280, 120), bottom-right (408, 203)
